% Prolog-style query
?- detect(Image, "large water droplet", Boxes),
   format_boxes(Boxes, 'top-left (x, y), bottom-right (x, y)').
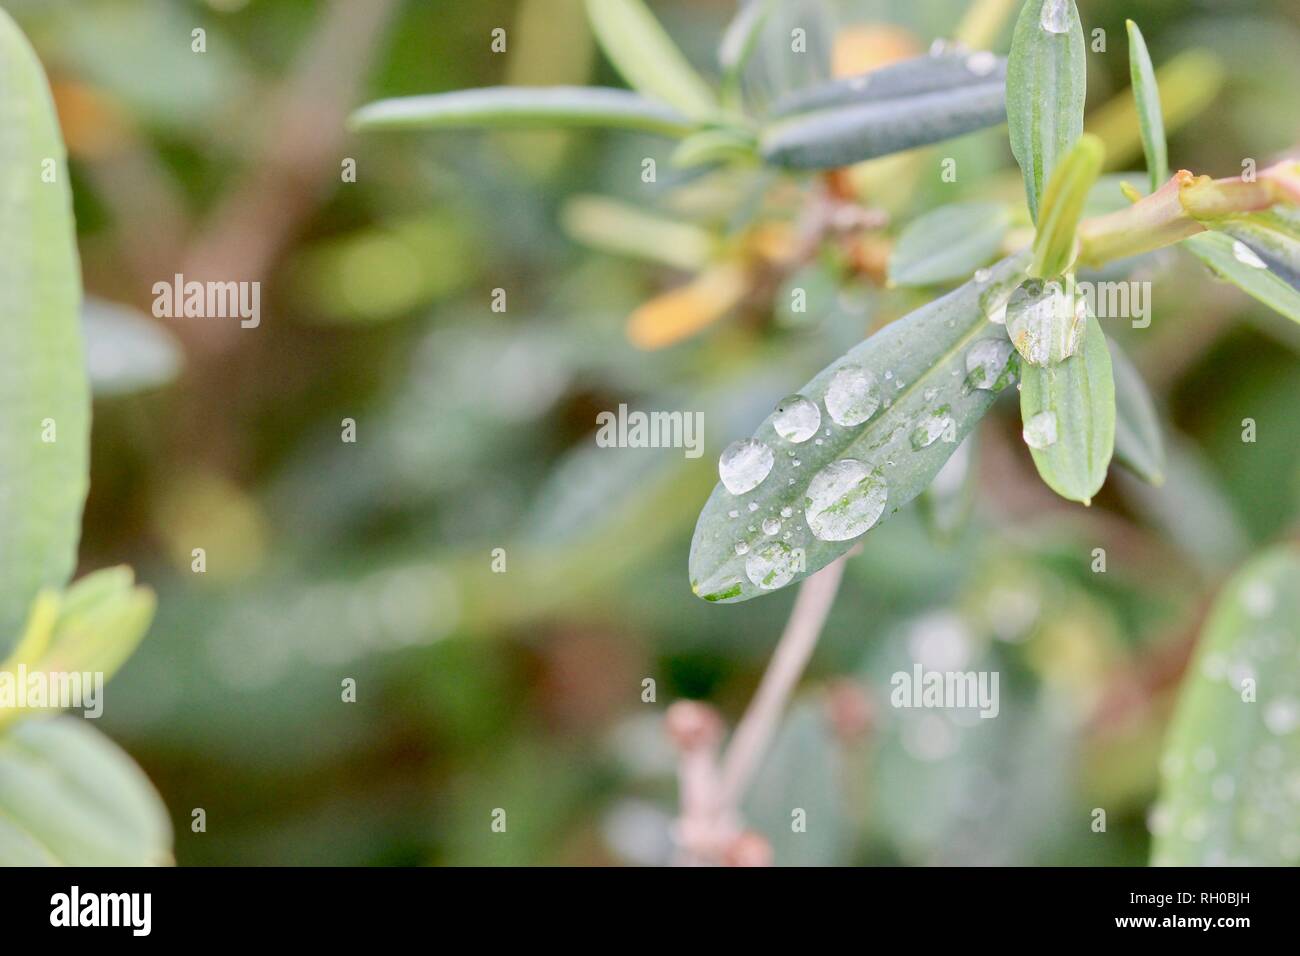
top-left (1022, 411), bottom-right (1058, 449)
top-left (965, 338), bottom-right (1017, 390)
top-left (910, 407), bottom-right (953, 449)
top-left (772, 394), bottom-right (821, 443)
top-left (1006, 278), bottom-right (1085, 366)
top-left (745, 541), bottom-right (800, 590)
top-left (719, 439), bottom-right (774, 495)
top-left (804, 459), bottom-right (888, 541)
top-left (1232, 240), bottom-right (1268, 270)
top-left (824, 366), bottom-right (881, 426)
top-left (1040, 0), bottom-right (1070, 34)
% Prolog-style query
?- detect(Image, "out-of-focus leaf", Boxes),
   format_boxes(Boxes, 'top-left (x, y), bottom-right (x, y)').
top-left (349, 86), bottom-right (696, 137)
top-left (82, 298), bottom-right (182, 396)
top-left (672, 127), bottom-right (759, 168)
top-left (0, 717), bottom-right (172, 865)
top-left (888, 201), bottom-right (1011, 288)
top-left (561, 196), bottom-right (714, 271)
top-left (1186, 231), bottom-right (1300, 325)
top-left (1030, 134), bottom-right (1103, 278)
top-left (759, 53), bottom-right (1008, 170)
top-left (627, 264), bottom-right (750, 349)
top-left (1151, 545), bottom-right (1300, 866)
top-left (918, 433), bottom-right (978, 541)
top-left (1019, 314), bottom-right (1115, 504)
top-left (743, 700), bottom-right (850, 865)
top-left (1126, 20), bottom-right (1167, 193)
top-left (0, 9), bottom-right (89, 643)
top-left (1108, 339), bottom-right (1164, 486)
top-left (689, 253), bottom-right (1029, 603)
top-left (583, 0), bottom-right (718, 119)
top-left (1006, 0), bottom-right (1086, 221)
top-left (718, 0), bottom-right (775, 98)
top-left (1209, 209), bottom-right (1300, 296)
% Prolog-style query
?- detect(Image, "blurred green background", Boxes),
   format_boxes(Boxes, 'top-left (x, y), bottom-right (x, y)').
top-left (8, 0), bottom-right (1300, 865)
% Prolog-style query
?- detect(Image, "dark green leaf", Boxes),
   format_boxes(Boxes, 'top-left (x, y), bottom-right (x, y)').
top-left (889, 201), bottom-right (1011, 288)
top-left (1006, 0), bottom-right (1086, 221)
top-left (689, 253), bottom-right (1029, 603)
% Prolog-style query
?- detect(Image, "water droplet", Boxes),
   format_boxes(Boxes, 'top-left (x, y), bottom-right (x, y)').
top-left (1006, 278), bottom-right (1085, 366)
top-left (804, 459), bottom-right (888, 541)
top-left (965, 338), bottom-right (1017, 391)
top-left (1232, 240), bottom-right (1268, 270)
top-left (772, 394), bottom-right (821, 443)
top-left (734, 541), bottom-right (749, 555)
top-left (1022, 411), bottom-right (1057, 449)
top-left (974, 267), bottom-right (992, 283)
top-left (1265, 696), bottom-right (1299, 736)
top-left (966, 51), bottom-right (998, 76)
top-left (745, 541), bottom-right (800, 590)
top-left (728, 509), bottom-right (739, 519)
top-left (747, 501), bottom-right (759, 512)
top-left (780, 506), bottom-right (793, 518)
top-left (719, 439), bottom-right (774, 495)
top-left (1040, 0), bottom-right (1069, 34)
top-left (910, 408), bottom-right (952, 449)
top-left (761, 517), bottom-right (781, 536)
top-left (824, 366), bottom-right (881, 426)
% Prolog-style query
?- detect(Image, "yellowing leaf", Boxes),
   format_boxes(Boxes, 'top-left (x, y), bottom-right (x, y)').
top-left (627, 265), bottom-right (751, 350)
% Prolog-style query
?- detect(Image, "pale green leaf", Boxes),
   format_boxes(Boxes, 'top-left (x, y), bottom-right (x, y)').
top-left (889, 201), bottom-right (1011, 288)
top-left (1030, 133), bottom-right (1103, 278)
top-left (1186, 231), bottom-right (1300, 325)
top-left (1019, 313), bottom-right (1115, 504)
top-left (584, 0), bottom-right (719, 119)
top-left (0, 9), bottom-right (90, 642)
top-left (1006, 0), bottom-right (1086, 221)
top-left (1126, 20), bottom-right (1167, 193)
top-left (1108, 339), bottom-right (1165, 486)
top-left (689, 253), bottom-right (1029, 603)
top-left (1152, 545), bottom-right (1300, 866)
top-left (759, 53), bottom-right (1007, 170)
top-left (349, 86), bottom-right (696, 137)
top-left (1210, 209), bottom-right (1300, 295)
top-left (0, 717), bottom-right (172, 866)
top-left (718, 0), bottom-right (776, 98)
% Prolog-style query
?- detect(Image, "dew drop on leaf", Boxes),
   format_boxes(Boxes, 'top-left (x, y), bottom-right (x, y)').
top-left (772, 394), bottom-right (821, 443)
top-left (824, 365), bottom-right (881, 426)
top-left (1022, 410), bottom-right (1058, 449)
top-left (1040, 0), bottom-right (1069, 34)
top-left (744, 541), bottom-right (800, 590)
top-left (734, 540), bottom-right (749, 555)
top-left (719, 439), bottom-right (774, 495)
top-left (761, 517), bottom-right (781, 536)
top-left (909, 408), bottom-right (952, 450)
top-left (804, 459), bottom-right (888, 541)
top-left (965, 338), bottom-right (1016, 390)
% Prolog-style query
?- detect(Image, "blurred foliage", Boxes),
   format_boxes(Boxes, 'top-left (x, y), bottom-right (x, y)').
top-left (6, 0), bottom-right (1297, 865)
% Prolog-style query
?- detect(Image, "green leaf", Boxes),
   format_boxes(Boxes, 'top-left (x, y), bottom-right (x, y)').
top-left (1019, 313), bottom-right (1115, 504)
top-left (918, 433), bottom-right (979, 542)
top-left (718, 0), bottom-right (775, 99)
top-left (1006, 0), bottom-right (1086, 222)
top-left (888, 201), bottom-right (1011, 288)
top-left (1108, 339), bottom-right (1165, 486)
top-left (689, 252), bottom-right (1030, 603)
top-left (0, 9), bottom-right (90, 643)
top-left (84, 298), bottom-right (183, 397)
top-left (0, 716), bottom-right (172, 865)
top-left (583, 0), bottom-right (718, 119)
top-left (1126, 20), bottom-right (1167, 194)
top-left (1151, 545), bottom-right (1300, 866)
top-left (1029, 133), bottom-right (1103, 278)
top-left (759, 53), bottom-right (1008, 170)
top-left (349, 86), bottom-right (696, 137)
top-left (1186, 231), bottom-right (1300, 325)
top-left (1210, 209), bottom-right (1300, 295)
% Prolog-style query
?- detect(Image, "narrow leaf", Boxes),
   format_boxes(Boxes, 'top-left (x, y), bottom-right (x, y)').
top-left (1108, 339), bottom-right (1165, 485)
top-left (689, 253), bottom-right (1030, 603)
top-left (584, 0), bottom-right (718, 119)
top-left (1151, 545), bottom-right (1300, 866)
top-left (1209, 209), bottom-right (1300, 295)
top-left (349, 86), bottom-right (696, 137)
top-left (1186, 231), bottom-right (1300, 325)
top-left (1126, 20), bottom-right (1167, 193)
top-left (718, 0), bottom-right (775, 97)
top-left (0, 717), bottom-right (172, 865)
top-left (0, 9), bottom-right (90, 642)
top-left (889, 201), bottom-right (1011, 288)
top-left (759, 53), bottom-right (1008, 170)
top-left (1019, 313), bottom-right (1115, 504)
top-left (1029, 133), bottom-right (1103, 278)
top-left (1006, 0), bottom-right (1086, 221)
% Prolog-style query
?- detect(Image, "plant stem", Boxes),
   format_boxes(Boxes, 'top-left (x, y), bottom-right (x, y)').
top-left (715, 554), bottom-right (849, 811)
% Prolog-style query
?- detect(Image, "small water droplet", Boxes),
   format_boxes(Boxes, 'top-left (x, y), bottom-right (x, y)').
top-left (805, 459), bottom-right (888, 541)
top-left (780, 506), bottom-right (793, 518)
top-left (1022, 411), bottom-right (1057, 449)
top-left (974, 267), bottom-right (992, 283)
top-left (728, 509), bottom-right (739, 519)
top-left (761, 517), bottom-right (781, 536)
top-left (745, 541), bottom-right (800, 590)
top-left (747, 501), bottom-right (759, 512)
top-left (910, 408), bottom-right (952, 449)
top-left (965, 338), bottom-right (1017, 391)
top-left (1232, 240), bottom-right (1268, 270)
top-left (734, 541), bottom-right (749, 555)
top-left (719, 439), bottom-right (774, 495)
top-left (772, 394), bottom-right (821, 443)
top-left (1040, 0), bottom-right (1070, 34)
top-left (824, 365), bottom-right (881, 426)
